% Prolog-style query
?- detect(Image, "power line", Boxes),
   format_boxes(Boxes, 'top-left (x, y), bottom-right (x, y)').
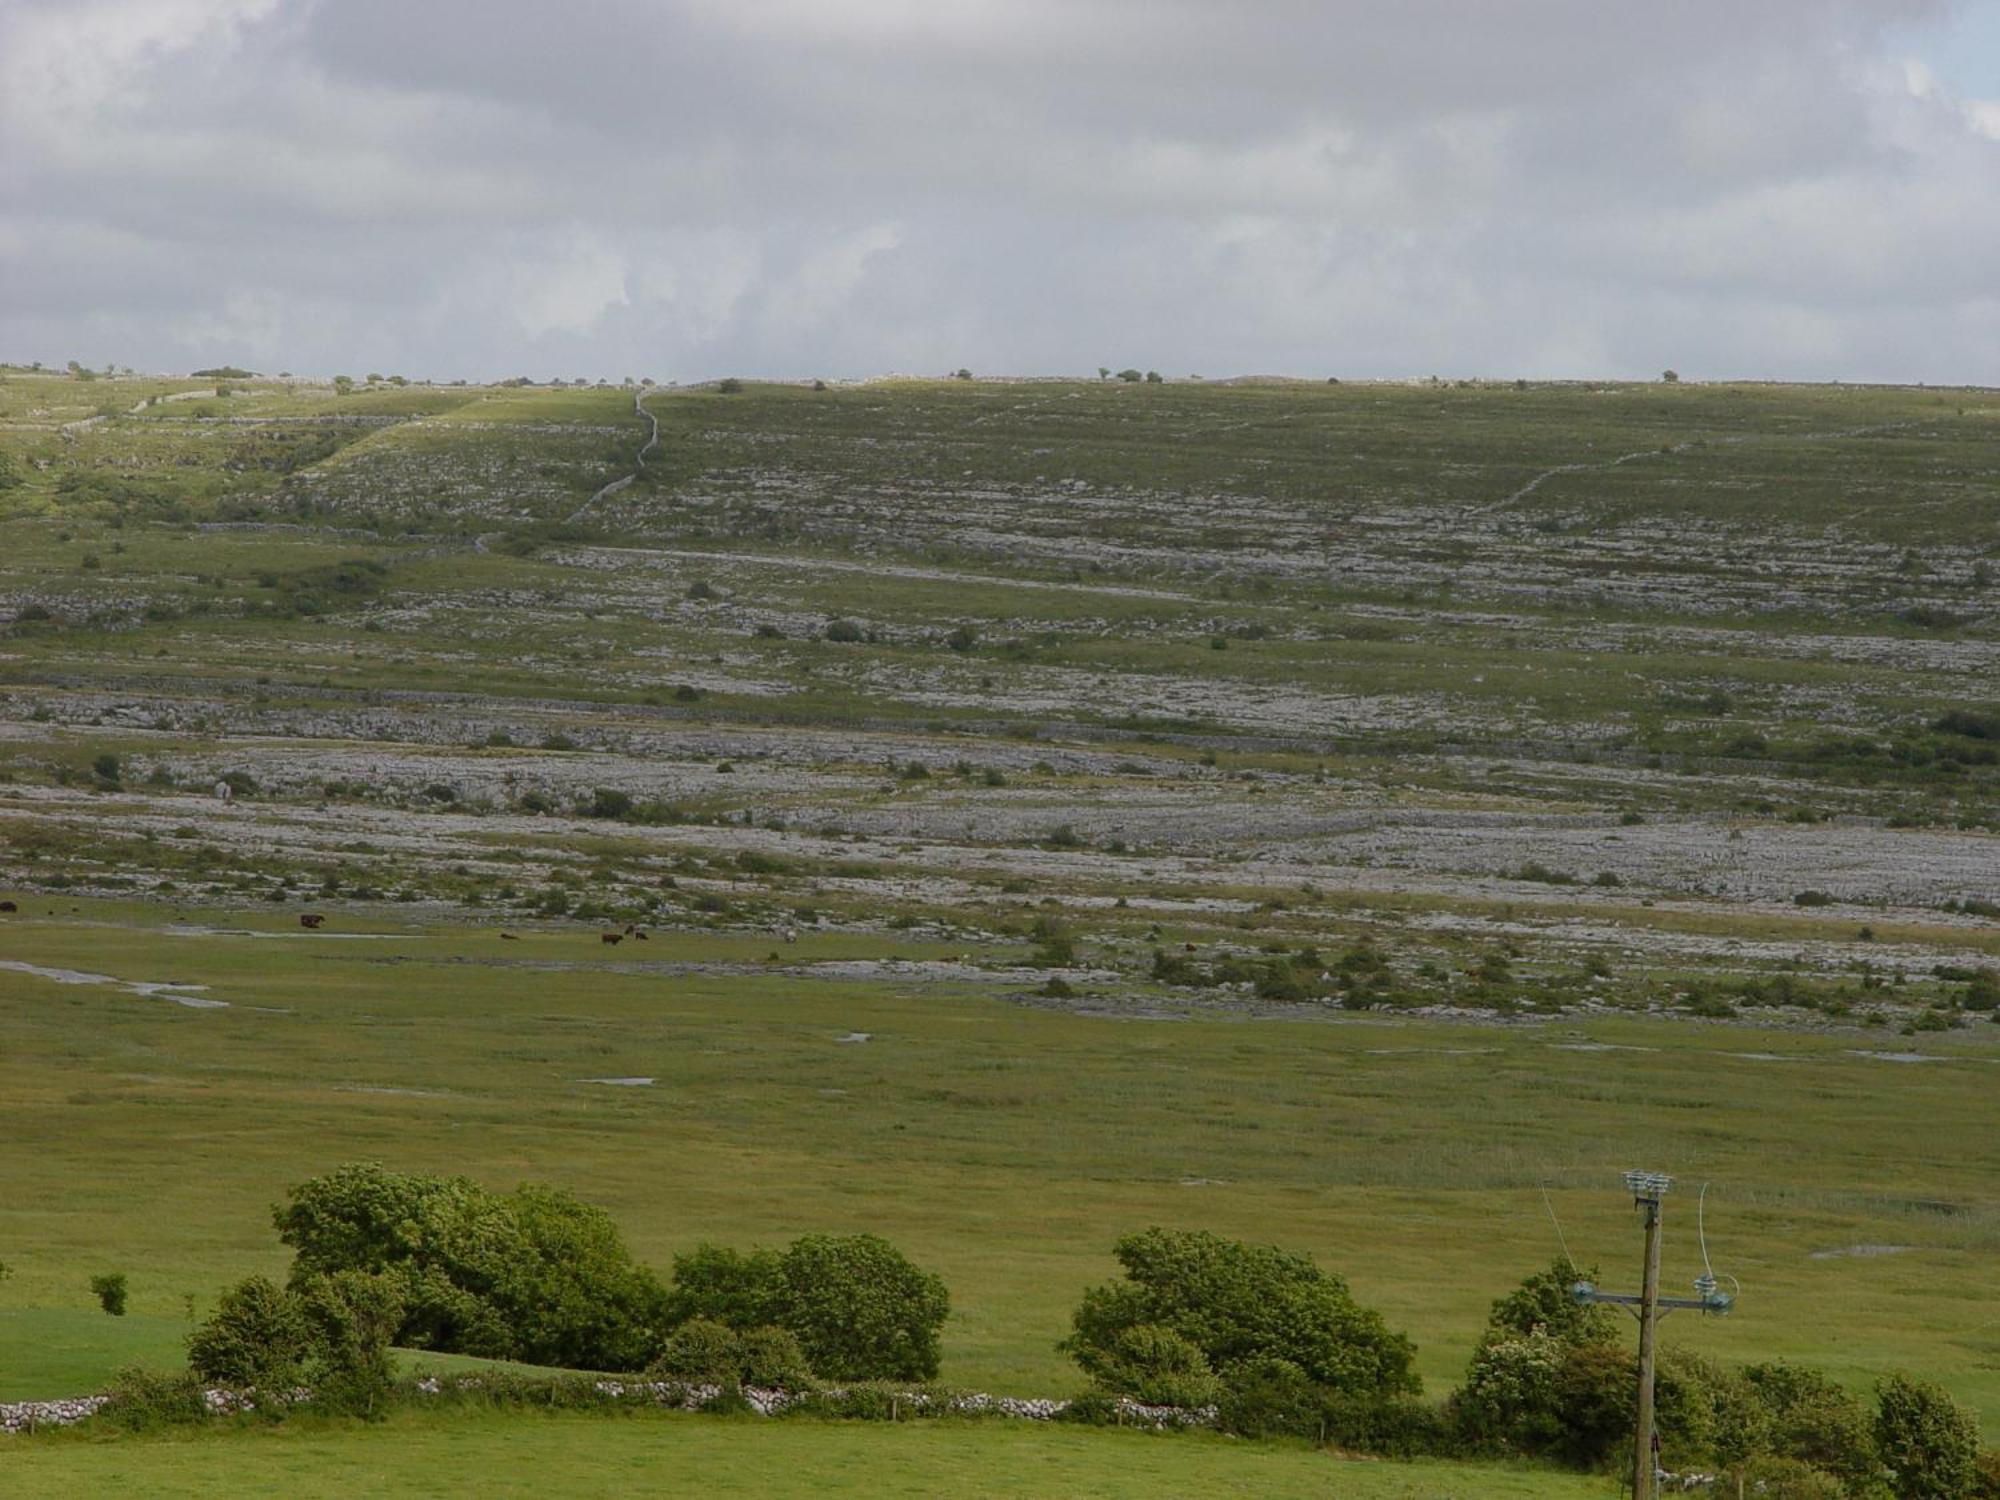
top-left (1542, 1185), bottom-right (1580, 1275)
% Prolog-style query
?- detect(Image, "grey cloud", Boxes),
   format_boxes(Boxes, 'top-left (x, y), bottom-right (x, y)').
top-left (2, 0), bottom-right (1994, 382)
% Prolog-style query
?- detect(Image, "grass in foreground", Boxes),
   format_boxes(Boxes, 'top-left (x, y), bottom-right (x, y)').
top-left (5, 1409), bottom-right (1608, 1499)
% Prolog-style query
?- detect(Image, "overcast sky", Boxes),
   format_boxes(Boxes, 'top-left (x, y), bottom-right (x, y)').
top-left (4, 0), bottom-right (1998, 384)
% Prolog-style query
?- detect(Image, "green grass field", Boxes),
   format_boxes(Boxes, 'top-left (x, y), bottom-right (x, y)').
top-left (6, 1410), bottom-right (1608, 1498)
top-left (1, 899), bottom-right (1996, 1428)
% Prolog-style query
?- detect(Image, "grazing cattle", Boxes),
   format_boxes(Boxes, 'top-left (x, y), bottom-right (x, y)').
top-left (1183, 942), bottom-right (1197, 952)
top-left (631, 929), bottom-right (649, 941)
top-left (500, 931), bottom-right (520, 941)
top-left (601, 932), bottom-right (623, 946)
top-left (299, 913), bottom-right (325, 930)
top-left (782, 927), bottom-right (799, 944)
top-left (0, 900), bottom-right (15, 913)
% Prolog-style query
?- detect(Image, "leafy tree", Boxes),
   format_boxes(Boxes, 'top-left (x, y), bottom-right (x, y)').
top-left (297, 1270), bottom-right (403, 1415)
top-left (1063, 1228), bottom-right (1418, 1402)
top-left (1454, 1329), bottom-right (1569, 1455)
top-left (1115, 368), bottom-right (1143, 383)
top-left (666, 1244), bottom-right (782, 1329)
top-left (769, 1233), bottom-right (949, 1381)
top-left (1482, 1258), bottom-right (1618, 1349)
top-left (738, 1325), bottom-right (814, 1388)
top-left (1739, 1456), bottom-right (1849, 1499)
top-left (1875, 1374), bottom-right (1978, 1500)
top-left (187, 1275), bottom-right (317, 1386)
top-left (90, 1272), bottom-right (129, 1315)
top-left (652, 1316), bottom-right (744, 1384)
top-left (649, 1317), bottom-right (812, 1390)
top-left (487, 1184), bottom-right (670, 1371)
top-left (272, 1163), bottom-right (668, 1371)
top-left (1743, 1363), bottom-right (1880, 1491)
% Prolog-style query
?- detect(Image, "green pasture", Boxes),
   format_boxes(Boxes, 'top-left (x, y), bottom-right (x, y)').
top-left (2, 902), bottom-right (1996, 1433)
top-left (1, 1410), bottom-right (1609, 1498)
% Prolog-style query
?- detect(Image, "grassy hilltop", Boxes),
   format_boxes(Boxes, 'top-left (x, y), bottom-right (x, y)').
top-left (2, 367), bottom-right (1998, 1487)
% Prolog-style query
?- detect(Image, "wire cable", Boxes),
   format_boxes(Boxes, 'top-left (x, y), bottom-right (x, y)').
top-left (1543, 1186), bottom-right (1580, 1275)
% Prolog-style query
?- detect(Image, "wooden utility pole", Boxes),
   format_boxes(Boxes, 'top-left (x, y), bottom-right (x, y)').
top-left (1570, 1172), bottom-right (1734, 1500)
top-left (1632, 1191), bottom-right (1664, 1500)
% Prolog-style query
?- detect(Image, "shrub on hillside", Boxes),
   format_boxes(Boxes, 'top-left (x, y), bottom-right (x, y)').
top-left (652, 1317), bottom-right (747, 1385)
top-left (1742, 1362), bottom-right (1880, 1490)
top-left (664, 1235), bottom-right (949, 1382)
top-left (1482, 1257), bottom-right (1618, 1349)
top-left (273, 1163), bottom-right (669, 1371)
top-left (187, 1270), bottom-right (402, 1414)
top-left (769, 1234), bottom-right (950, 1382)
top-left (666, 1244), bottom-right (783, 1329)
top-left (1739, 1456), bottom-right (1851, 1500)
top-left (298, 1270), bottom-right (404, 1416)
top-left (1875, 1373), bottom-right (1979, 1500)
top-left (1062, 1228), bottom-right (1418, 1405)
top-left (100, 1367), bottom-right (210, 1432)
top-left (1214, 1354), bottom-right (1321, 1437)
top-left (649, 1317), bottom-right (813, 1390)
top-left (188, 1275), bottom-right (317, 1387)
top-left (90, 1271), bottom-right (128, 1315)
top-left (1072, 1322), bottom-right (1219, 1408)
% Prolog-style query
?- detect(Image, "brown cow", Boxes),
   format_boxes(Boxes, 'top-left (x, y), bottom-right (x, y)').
top-left (631, 929), bottom-right (649, 941)
top-left (0, 900), bottom-right (16, 913)
top-left (600, 932), bottom-right (623, 946)
top-left (299, 913), bottom-right (325, 930)
top-left (500, 932), bottom-right (520, 941)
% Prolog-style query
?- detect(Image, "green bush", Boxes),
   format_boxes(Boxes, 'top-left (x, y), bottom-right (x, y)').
top-left (1971, 1449), bottom-right (2000, 1500)
top-left (1876, 1373), bottom-right (1978, 1500)
top-left (652, 1317), bottom-right (744, 1385)
top-left (297, 1270), bottom-right (403, 1417)
top-left (584, 787), bottom-right (634, 820)
top-left (1452, 1330), bottom-right (1568, 1456)
top-left (1062, 1228), bottom-right (1418, 1404)
top-left (1321, 1389), bottom-right (1454, 1459)
top-left (738, 1324), bottom-right (814, 1389)
top-left (1215, 1355), bottom-right (1320, 1437)
top-left (649, 1318), bottom-right (813, 1391)
top-left (1072, 1322), bottom-right (1218, 1408)
top-left (769, 1234), bottom-right (949, 1382)
top-left (1743, 1362), bottom-right (1880, 1490)
top-left (1482, 1258), bottom-right (1618, 1349)
top-left (273, 1163), bottom-right (669, 1371)
top-left (90, 1271), bottom-right (128, 1315)
top-left (1739, 1456), bottom-right (1850, 1499)
top-left (100, 1367), bottom-right (210, 1432)
top-left (667, 1244), bottom-right (783, 1329)
top-left (187, 1275), bottom-right (317, 1386)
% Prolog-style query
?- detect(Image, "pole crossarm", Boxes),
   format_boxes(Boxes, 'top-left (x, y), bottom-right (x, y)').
top-left (1570, 1284), bottom-right (1734, 1316)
